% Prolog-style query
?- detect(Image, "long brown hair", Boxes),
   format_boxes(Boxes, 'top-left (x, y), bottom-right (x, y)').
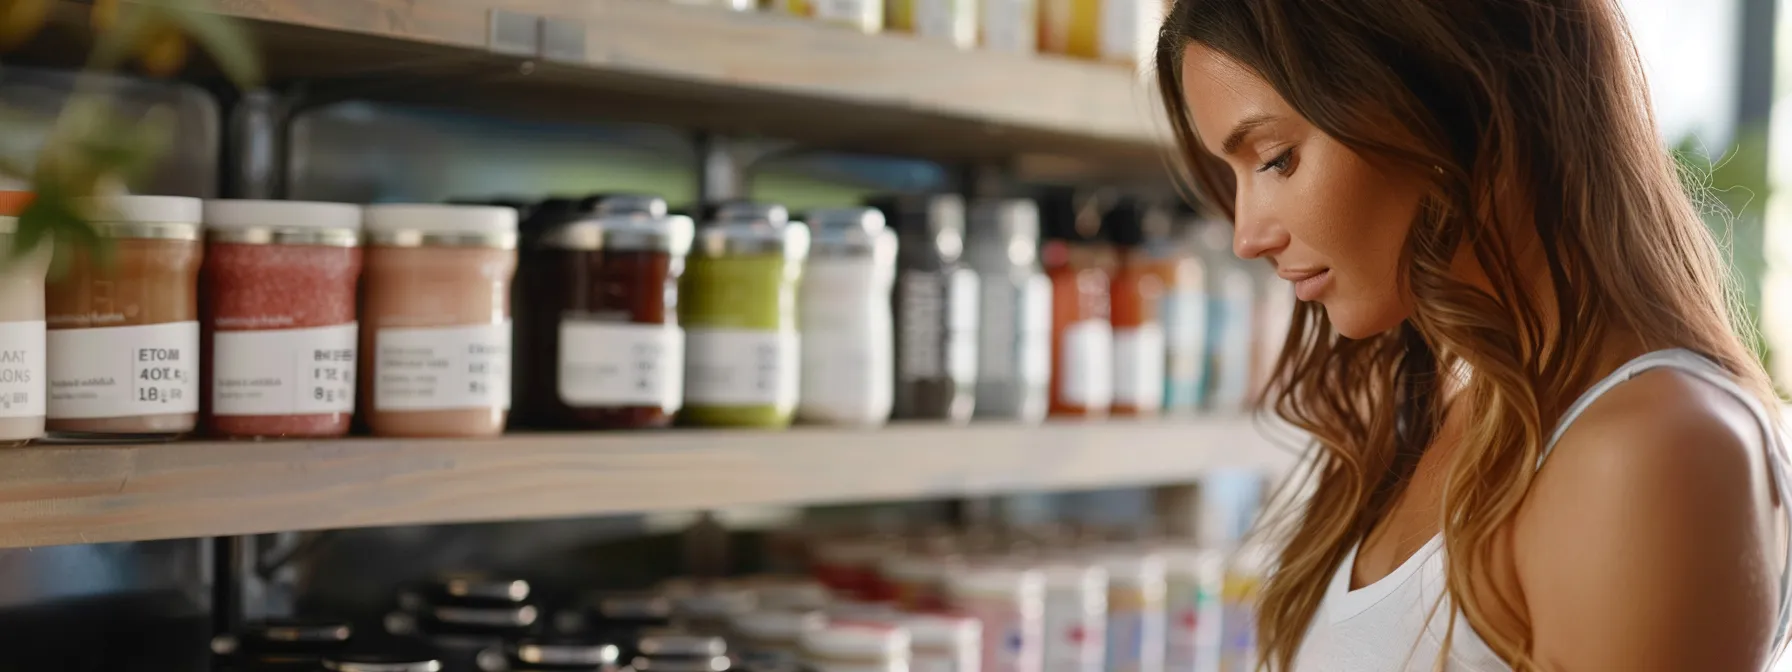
top-left (1154, 0), bottom-right (1774, 668)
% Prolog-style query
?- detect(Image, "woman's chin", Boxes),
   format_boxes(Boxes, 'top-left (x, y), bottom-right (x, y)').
top-left (1323, 302), bottom-right (1409, 340)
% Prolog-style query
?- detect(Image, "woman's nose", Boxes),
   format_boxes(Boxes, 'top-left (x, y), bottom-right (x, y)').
top-left (1232, 201), bottom-right (1288, 260)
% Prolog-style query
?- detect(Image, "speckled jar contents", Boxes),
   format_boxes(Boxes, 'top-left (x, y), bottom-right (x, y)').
top-left (0, 192), bottom-right (50, 446)
top-left (360, 205), bottom-right (518, 438)
top-left (202, 200), bottom-right (363, 439)
top-left (46, 195), bottom-right (204, 438)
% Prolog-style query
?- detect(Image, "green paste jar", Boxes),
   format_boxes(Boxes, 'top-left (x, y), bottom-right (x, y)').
top-left (679, 202), bottom-right (810, 428)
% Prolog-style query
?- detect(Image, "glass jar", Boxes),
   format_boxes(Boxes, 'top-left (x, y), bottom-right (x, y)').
top-left (732, 609), bottom-right (825, 672)
top-left (1041, 563), bottom-right (1106, 672)
top-left (1039, 189), bottom-right (1111, 419)
top-left (965, 199), bottom-right (1050, 422)
top-left (900, 613), bottom-right (980, 672)
top-left (678, 202), bottom-right (809, 428)
top-left (46, 195), bottom-right (203, 438)
top-left (520, 194), bottom-right (693, 429)
top-left (360, 204), bottom-right (518, 438)
top-left (1104, 199), bottom-right (1166, 418)
top-left (871, 194), bottom-right (979, 423)
top-left (1099, 553), bottom-right (1166, 672)
top-left (798, 207), bottom-right (896, 426)
top-left (946, 567), bottom-right (1044, 672)
top-left (200, 200), bottom-right (362, 439)
top-left (213, 619), bottom-right (353, 671)
top-left (0, 191), bottom-right (48, 446)
top-left (800, 621), bottom-right (911, 672)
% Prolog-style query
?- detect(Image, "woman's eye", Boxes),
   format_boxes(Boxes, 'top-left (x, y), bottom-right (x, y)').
top-left (1256, 148), bottom-right (1295, 175)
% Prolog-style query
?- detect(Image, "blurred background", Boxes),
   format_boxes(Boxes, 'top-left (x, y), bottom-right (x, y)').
top-left (0, 0), bottom-right (1784, 671)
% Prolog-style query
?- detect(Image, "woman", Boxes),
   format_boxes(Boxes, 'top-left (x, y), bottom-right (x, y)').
top-left (1155, 0), bottom-right (1792, 670)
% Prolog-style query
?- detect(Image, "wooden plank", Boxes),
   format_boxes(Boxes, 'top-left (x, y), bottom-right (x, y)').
top-left (81, 0), bottom-right (1168, 174)
top-left (0, 419), bottom-right (1297, 548)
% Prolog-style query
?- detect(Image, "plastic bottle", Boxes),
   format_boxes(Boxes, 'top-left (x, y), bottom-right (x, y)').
top-left (965, 198), bottom-right (1051, 422)
top-left (871, 194), bottom-right (979, 423)
top-left (1104, 198), bottom-right (1167, 417)
top-left (1038, 188), bottom-right (1111, 418)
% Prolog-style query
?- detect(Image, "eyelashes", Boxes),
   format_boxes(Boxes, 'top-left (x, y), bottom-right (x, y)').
top-left (1256, 147), bottom-right (1295, 175)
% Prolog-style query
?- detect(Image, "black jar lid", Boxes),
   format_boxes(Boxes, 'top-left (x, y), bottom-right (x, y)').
top-left (510, 635), bottom-right (623, 668)
top-left (323, 639), bottom-right (443, 672)
top-left (635, 629), bottom-right (727, 658)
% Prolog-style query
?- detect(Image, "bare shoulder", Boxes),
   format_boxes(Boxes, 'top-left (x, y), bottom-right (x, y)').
top-left (1515, 367), bottom-right (1781, 669)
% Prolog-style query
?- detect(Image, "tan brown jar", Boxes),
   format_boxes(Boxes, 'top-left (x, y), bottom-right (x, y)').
top-left (46, 195), bottom-right (204, 438)
top-left (0, 191), bottom-right (50, 445)
top-left (360, 204), bottom-right (519, 438)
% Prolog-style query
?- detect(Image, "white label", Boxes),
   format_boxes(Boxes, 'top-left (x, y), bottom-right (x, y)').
top-left (1060, 319), bottom-right (1112, 408)
top-left (0, 320), bottom-right (45, 418)
top-left (800, 259), bottom-right (893, 423)
top-left (1113, 324), bottom-right (1166, 409)
top-left (48, 322), bottom-right (199, 419)
top-left (558, 320), bottom-right (684, 411)
top-left (1021, 274), bottom-right (1053, 386)
top-left (374, 322), bottom-right (512, 411)
top-left (948, 269), bottom-right (981, 385)
top-left (213, 324), bottom-right (358, 416)
top-left (982, 0), bottom-right (1037, 52)
top-left (686, 328), bottom-right (799, 407)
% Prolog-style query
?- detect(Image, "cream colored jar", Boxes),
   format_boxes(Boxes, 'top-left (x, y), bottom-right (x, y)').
top-left (0, 192), bottom-right (50, 445)
top-left (360, 205), bottom-right (518, 438)
top-left (46, 195), bottom-right (203, 438)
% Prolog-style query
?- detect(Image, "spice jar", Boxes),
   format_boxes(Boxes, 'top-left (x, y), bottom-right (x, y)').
top-left (947, 567), bottom-right (1045, 672)
top-left (361, 204), bottom-right (518, 438)
top-left (1041, 563), bottom-right (1106, 672)
top-left (0, 191), bottom-right (48, 446)
top-left (800, 621), bottom-right (911, 672)
top-left (965, 199), bottom-right (1050, 422)
top-left (798, 207), bottom-right (896, 426)
top-left (1100, 553), bottom-right (1165, 672)
top-left (46, 195), bottom-right (203, 438)
top-left (200, 200), bottom-right (362, 439)
top-left (1038, 189), bottom-right (1111, 419)
top-left (678, 203), bottom-right (809, 428)
top-left (900, 613), bottom-right (981, 672)
top-left (519, 194), bottom-right (692, 429)
top-left (733, 609), bottom-right (826, 672)
top-left (871, 194), bottom-right (979, 423)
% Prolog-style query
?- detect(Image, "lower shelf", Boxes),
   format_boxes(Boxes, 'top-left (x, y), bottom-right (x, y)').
top-left (0, 418), bottom-right (1299, 549)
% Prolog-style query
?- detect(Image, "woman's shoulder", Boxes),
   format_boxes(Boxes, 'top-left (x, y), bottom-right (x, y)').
top-left (1508, 367), bottom-right (1782, 667)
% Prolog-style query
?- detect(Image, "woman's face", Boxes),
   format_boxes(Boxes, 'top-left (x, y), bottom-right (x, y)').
top-left (1180, 45), bottom-right (1427, 338)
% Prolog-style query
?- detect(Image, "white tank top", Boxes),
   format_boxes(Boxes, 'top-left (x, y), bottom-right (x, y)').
top-left (1292, 349), bottom-right (1792, 671)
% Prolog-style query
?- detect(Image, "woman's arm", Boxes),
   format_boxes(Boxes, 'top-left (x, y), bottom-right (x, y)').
top-left (1516, 369), bottom-right (1780, 670)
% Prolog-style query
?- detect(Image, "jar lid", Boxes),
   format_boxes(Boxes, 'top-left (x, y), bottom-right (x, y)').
top-left (542, 209), bottom-right (694, 256)
top-left (731, 609), bottom-right (825, 643)
top-left (512, 636), bottom-right (622, 666)
top-left (1097, 553), bottom-right (1166, 587)
top-left (632, 654), bottom-right (733, 672)
top-left (799, 622), bottom-right (910, 663)
top-left (804, 207), bottom-right (894, 258)
top-left (324, 647), bottom-right (444, 672)
top-left (584, 193), bottom-right (669, 218)
top-left (430, 603), bottom-right (539, 629)
top-left (364, 204), bottom-right (519, 249)
top-left (750, 578), bottom-right (831, 611)
top-left (692, 201), bottom-right (810, 260)
top-left (946, 566), bottom-right (1045, 602)
top-left (969, 199), bottom-right (1040, 243)
top-left (866, 193), bottom-right (965, 262)
top-left (204, 199), bottom-right (362, 247)
top-left (636, 629), bottom-right (729, 657)
top-left (75, 195), bottom-right (203, 240)
top-left (880, 555), bottom-right (959, 583)
top-left (898, 613), bottom-right (979, 651)
top-left (0, 191), bottom-right (31, 217)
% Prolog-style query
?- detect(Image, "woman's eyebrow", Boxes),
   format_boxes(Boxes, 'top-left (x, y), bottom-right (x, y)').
top-left (1221, 113), bottom-right (1278, 155)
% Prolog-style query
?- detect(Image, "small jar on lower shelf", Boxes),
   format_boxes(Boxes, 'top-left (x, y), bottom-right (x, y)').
top-left (46, 195), bottom-right (204, 439)
top-left (202, 200), bottom-right (363, 439)
top-left (0, 191), bottom-right (49, 446)
top-left (360, 205), bottom-right (519, 438)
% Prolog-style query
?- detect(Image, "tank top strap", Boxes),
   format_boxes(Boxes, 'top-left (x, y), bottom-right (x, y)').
top-left (1532, 347), bottom-right (1792, 655)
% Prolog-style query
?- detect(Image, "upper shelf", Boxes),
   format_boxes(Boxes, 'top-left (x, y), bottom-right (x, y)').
top-left (38, 0), bottom-right (1171, 176)
top-left (0, 418), bottom-right (1295, 549)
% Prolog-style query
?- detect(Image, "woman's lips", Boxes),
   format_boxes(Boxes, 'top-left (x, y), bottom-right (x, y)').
top-left (1282, 269), bottom-right (1332, 301)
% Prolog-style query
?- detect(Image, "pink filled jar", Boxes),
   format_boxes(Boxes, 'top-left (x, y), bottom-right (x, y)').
top-left (202, 200), bottom-right (363, 439)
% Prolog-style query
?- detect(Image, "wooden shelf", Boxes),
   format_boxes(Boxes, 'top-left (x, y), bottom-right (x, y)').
top-left (0, 418), bottom-right (1294, 549)
top-left (33, 0), bottom-right (1170, 178)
